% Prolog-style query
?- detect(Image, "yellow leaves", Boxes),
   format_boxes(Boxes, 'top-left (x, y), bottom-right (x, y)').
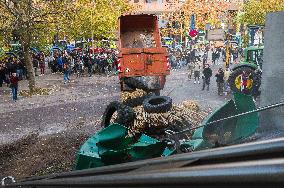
top-left (241, 0), bottom-right (284, 25)
top-left (64, 0), bottom-right (130, 40)
top-left (162, 0), bottom-right (229, 31)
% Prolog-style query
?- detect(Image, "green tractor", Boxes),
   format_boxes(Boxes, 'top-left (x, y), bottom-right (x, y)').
top-left (228, 45), bottom-right (263, 94)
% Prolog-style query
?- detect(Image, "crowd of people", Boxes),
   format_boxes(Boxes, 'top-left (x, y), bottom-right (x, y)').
top-left (168, 43), bottom-right (261, 100)
top-left (1, 43), bottom-right (261, 102)
top-left (46, 49), bottom-right (119, 81)
top-left (0, 47), bottom-right (119, 100)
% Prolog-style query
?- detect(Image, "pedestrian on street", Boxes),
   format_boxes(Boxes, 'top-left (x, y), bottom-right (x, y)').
top-left (212, 48), bottom-right (217, 65)
top-left (215, 68), bottom-right (225, 96)
top-left (251, 69), bottom-right (262, 102)
top-left (187, 62), bottom-right (194, 80)
top-left (9, 72), bottom-right (19, 101)
top-left (39, 55), bottom-right (45, 76)
top-left (0, 63), bottom-right (8, 87)
top-left (63, 62), bottom-right (70, 84)
top-left (202, 51), bottom-right (208, 68)
top-left (87, 57), bottom-right (93, 77)
top-left (223, 67), bottom-right (231, 95)
top-left (202, 64), bottom-right (212, 91)
top-left (193, 61), bottom-right (202, 84)
top-left (32, 56), bottom-right (39, 76)
top-left (57, 55), bottom-right (63, 73)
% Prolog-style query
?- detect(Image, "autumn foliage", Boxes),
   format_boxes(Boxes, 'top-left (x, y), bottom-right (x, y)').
top-left (160, 0), bottom-right (229, 36)
top-left (239, 0), bottom-right (284, 25)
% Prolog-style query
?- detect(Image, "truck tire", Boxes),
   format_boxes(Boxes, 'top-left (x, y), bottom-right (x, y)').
top-left (152, 89), bottom-right (160, 96)
top-left (123, 93), bottom-right (155, 107)
top-left (101, 101), bottom-right (135, 128)
top-left (123, 77), bottom-right (149, 91)
top-left (143, 96), bottom-right (172, 113)
top-left (228, 66), bottom-right (255, 95)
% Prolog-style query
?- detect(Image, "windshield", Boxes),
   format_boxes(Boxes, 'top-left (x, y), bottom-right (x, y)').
top-left (0, 0), bottom-right (284, 184)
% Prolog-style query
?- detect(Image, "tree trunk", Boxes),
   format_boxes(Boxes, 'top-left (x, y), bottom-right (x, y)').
top-left (21, 37), bottom-right (36, 93)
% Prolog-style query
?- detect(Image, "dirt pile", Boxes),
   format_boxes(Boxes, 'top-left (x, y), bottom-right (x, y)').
top-left (0, 132), bottom-right (88, 179)
top-left (121, 31), bottom-right (156, 48)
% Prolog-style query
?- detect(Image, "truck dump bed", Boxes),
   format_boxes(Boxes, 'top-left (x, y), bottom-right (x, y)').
top-left (118, 14), bottom-right (170, 77)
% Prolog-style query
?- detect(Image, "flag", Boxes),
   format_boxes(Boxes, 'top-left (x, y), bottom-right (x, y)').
top-left (189, 14), bottom-right (198, 37)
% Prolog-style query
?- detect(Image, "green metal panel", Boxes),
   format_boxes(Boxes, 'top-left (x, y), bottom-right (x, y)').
top-left (75, 124), bottom-right (174, 170)
top-left (129, 134), bottom-right (165, 160)
top-left (233, 92), bottom-right (258, 140)
top-left (75, 135), bottom-right (104, 170)
top-left (185, 92), bottom-right (258, 151)
top-left (202, 99), bottom-right (238, 145)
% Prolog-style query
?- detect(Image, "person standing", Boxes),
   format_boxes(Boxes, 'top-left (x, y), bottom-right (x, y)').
top-left (202, 50), bottom-right (208, 68)
top-left (251, 69), bottom-right (262, 102)
top-left (223, 67), bottom-right (231, 95)
top-left (212, 48), bottom-right (217, 65)
top-left (9, 72), bottom-right (19, 101)
top-left (32, 56), bottom-right (39, 76)
top-left (215, 68), bottom-right (225, 96)
top-left (193, 61), bottom-right (202, 84)
top-left (63, 61), bottom-right (70, 84)
top-left (0, 63), bottom-right (6, 87)
top-left (187, 62), bottom-right (194, 80)
top-left (202, 64), bottom-right (212, 91)
top-left (39, 54), bottom-right (45, 76)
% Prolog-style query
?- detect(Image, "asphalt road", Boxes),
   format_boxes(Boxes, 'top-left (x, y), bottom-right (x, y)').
top-left (0, 65), bottom-right (228, 145)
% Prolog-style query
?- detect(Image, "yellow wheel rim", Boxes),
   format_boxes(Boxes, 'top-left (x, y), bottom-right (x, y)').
top-left (235, 75), bottom-right (253, 90)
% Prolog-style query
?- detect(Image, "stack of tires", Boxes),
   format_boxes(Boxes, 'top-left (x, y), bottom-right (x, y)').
top-left (101, 95), bottom-right (173, 128)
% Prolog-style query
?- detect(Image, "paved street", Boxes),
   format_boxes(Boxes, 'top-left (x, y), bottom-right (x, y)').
top-left (0, 64), bottom-right (228, 145)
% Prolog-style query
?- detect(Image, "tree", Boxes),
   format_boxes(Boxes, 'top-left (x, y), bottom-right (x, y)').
top-left (0, 0), bottom-right (131, 93)
top-left (0, 0), bottom-right (75, 93)
top-left (64, 0), bottom-right (132, 41)
top-left (239, 0), bottom-right (284, 25)
top-left (160, 0), bottom-right (229, 38)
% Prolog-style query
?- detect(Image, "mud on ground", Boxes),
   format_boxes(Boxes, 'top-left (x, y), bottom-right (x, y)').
top-left (0, 131), bottom-right (88, 179)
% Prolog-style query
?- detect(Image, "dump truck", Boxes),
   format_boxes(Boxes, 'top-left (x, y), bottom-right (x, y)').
top-left (117, 14), bottom-right (170, 94)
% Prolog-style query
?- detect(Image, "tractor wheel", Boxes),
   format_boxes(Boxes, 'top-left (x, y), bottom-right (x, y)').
top-left (143, 96), bottom-right (172, 113)
top-left (228, 66), bottom-right (255, 95)
top-left (101, 101), bottom-right (135, 128)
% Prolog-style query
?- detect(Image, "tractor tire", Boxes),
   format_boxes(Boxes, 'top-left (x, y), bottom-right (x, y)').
top-left (143, 96), bottom-right (172, 113)
top-left (228, 66), bottom-right (255, 95)
top-left (123, 93), bottom-right (155, 108)
top-left (101, 101), bottom-right (135, 128)
top-left (123, 77), bottom-right (149, 91)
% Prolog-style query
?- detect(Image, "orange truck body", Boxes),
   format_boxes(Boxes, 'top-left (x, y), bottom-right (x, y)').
top-left (118, 14), bottom-right (170, 78)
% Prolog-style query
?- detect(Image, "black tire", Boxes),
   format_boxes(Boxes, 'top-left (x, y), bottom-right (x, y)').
top-left (123, 93), bottom-right (155, 107)
top-left (122, 77), bottom-right (149, 91)
top-left (101, 101), bottom-right (135, 128)
top-left (152, 89), bottom-right (161, 96)
top-left (143, 96), bottom-right (172, 113)
top-left (228, 66), bottom-right (255, 95)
